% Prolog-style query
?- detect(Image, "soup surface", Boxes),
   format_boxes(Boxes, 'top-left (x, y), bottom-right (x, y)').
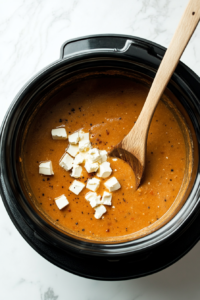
top-left (22, 77), bottom-right (186, 240)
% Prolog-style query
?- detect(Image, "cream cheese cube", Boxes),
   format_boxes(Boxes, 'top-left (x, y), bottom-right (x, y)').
top-left (90, 195), bottom-right (101, 208)
top-left (51, 128), bottom-right (67, 140)
top-left (71, 164), bottom-right (82, 178)
top-left (79, 140), bottom-right (91, 152)
top-left (101, 191), bottom-right (112, 206)
top-left (100, 150), bottom-right (108, 162)
top-left (85, 160), bottom-right (99, 173)
top-left (68, 132), bottom-right (80, 144)
top-left (86, 177), bottom-right (101, 192)
top-left (104, 177), bottom-right (121, 192)
top-left (59, 153), bottom-right (74, 171)
top-left (79, 130), bottom-right (90, 141)
top-left (87, 148), bottom-right (101, 163)
top-left (74, 153), bottom-right (84, 165)
top-left (85, 191), bottom-right (97, 201)
top-left (78, 150), bottom-right (89, 161)
top-left (69, 180), bottom-right (85, 195)
top-left (85, 192), bottom-right (101, 208)
top-left (55, 194), bottom-right (69, 210)
top-left (67, 144), bottom-right (79, 157)
top-left (94, 205), bottom-right (107, 219)
top-left (97, 162), bottom-right (112, 178)
top-left (39, 161), bottom-right (54, 175)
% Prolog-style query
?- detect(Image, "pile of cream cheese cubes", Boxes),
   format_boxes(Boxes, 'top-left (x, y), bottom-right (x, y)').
top-left (39, 126), bottom-right (121, 219)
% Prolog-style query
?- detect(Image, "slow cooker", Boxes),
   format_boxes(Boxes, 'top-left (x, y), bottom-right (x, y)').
top-left (0, 34), bottom-right (200, 280)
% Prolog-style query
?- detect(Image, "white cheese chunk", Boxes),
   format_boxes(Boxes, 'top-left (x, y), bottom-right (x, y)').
top-left (74, 153), bottom-right (84, 165)
top-left (79, 139), bottom-right (91, 152)
top-left (100, 150), bottom-right (108, 162)
top-left (90, 196), bottom-right (101, 208)
top-left (104, 177), bottom-right (121, 192)
top-left (101, 191), bottom-right (112, 206)
top-left (86, 177), bottom-right (101, 192)
top-left (85, 160), bottom-right (99, 173)
top-left (85, 192), bottom-right (101, 208)
top-left (97, 161), bottom-right (112, 178)
top-left (59, 153), bottom-right (74, 171)
top-left (68, 132), bottom-right (80, 144)
top-left (67, 144), bottom-right (79, 157)
top-left (87, 148), bottom-right (101, 163)
top-left (77, 151), bottom-right (90, 163)
top-left (94, 205), bottom-right (107, 219)
top-left (55, 194), bottom-right (69, 210)
top-left (79, 130), bottom-right (90, 141)
top-left (71, 164), bottom-right (82, 178)
top-left (39, 161), bottom-right (54, 175)
top-left (69, 180), bottom-right (85, 195)
top-left (85, 191), bottom-right (97, 201)
top-left (51, 128), bottom-right (67, 140)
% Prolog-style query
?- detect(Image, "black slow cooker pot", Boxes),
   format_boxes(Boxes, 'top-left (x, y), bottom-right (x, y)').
top-left (0, 34), bottom-right (200, 280)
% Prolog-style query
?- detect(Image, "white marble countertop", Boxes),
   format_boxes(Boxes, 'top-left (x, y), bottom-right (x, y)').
top-left (1, 0), bottom-right (200, 299)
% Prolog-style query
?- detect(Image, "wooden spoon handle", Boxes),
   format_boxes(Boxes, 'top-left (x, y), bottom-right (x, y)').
top-left (123, 0), bottom-right (200, 165)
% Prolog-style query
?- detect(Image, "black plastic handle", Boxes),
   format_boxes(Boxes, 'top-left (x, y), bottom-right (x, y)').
top-left (60, 34), bottom-right (154, 60)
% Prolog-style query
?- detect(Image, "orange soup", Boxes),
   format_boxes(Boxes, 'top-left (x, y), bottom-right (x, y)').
top-left (22, 77), bottom-right (188, 241)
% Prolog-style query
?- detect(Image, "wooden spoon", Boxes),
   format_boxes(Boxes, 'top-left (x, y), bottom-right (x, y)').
top-left (110, 0), bottom-right (200, 188)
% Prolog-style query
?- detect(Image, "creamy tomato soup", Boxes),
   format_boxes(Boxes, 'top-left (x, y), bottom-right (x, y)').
top-left (22, 77), bottom-right (188, 241)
